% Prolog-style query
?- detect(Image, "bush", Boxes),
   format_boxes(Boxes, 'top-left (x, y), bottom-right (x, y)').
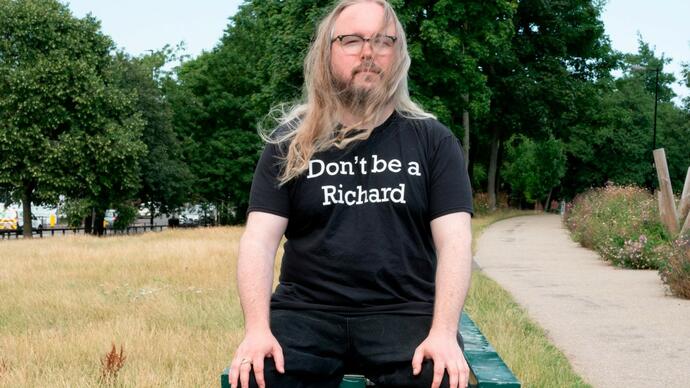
top-left (472, 164), bottom-right (487, 190)
top-left (473, 192), bottom-right (510, 216)
top-left (502, 134), bottom-right (566, 205)
top-left (113, 204), bottom-right (137, 231)
top-left (564, 184), bottom-right (669, 269)
top-left (62, 198), bottom-right (92, 228)
top-left (659, 237), bottom-right (690, 299)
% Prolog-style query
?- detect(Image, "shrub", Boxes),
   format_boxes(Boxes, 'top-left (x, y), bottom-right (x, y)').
top-left (659, 237), bottom-right (690, 299)
top-left (473, 192), bottom-right (491, 215)
top-left (62, 198), bottom-right (93, 228)
top-left (564, 184), bottom-right (668, 269)
top-left (502, 134), bottom-right (566, 205)
top-left (113, 204), bottom-right (137, 231)
top-left (472, 164), bottom-right (487, 190)
top-left (473, 192), bottom-right (510, 215)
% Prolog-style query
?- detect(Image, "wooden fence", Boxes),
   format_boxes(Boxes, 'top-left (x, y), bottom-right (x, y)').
top-left (0, 224), bottom-right (171, 240)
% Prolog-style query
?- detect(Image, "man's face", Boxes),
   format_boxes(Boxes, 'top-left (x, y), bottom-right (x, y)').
top-left (330, 2), bottom-right (396, 92)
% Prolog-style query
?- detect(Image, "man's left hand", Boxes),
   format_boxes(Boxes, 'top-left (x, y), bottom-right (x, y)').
top-left (411, 330), bottom-right (469, 388)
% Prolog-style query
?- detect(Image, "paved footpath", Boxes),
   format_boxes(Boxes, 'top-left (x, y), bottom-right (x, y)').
top-left (474, 214), bottom-right (690, 388)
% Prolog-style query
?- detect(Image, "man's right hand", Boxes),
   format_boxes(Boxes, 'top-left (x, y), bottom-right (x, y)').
top-left (229, 330), bottom-right (285, 388)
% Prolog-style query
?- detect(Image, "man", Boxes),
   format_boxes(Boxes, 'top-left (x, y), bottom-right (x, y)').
top-left (230, 1), bottom-right (473, 387)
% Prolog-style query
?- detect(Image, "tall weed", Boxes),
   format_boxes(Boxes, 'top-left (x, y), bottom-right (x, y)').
top-left (99, 343), bottom-right (126, 386)
top-left (659, 236), bottom-right (690, 299)
top-left (473, 192), bottom-right (510, 215)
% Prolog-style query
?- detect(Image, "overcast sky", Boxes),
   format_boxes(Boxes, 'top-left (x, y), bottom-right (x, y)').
top-left (62, 0), bottom-right (690, 102)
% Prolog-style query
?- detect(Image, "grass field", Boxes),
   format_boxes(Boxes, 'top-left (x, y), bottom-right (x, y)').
top-left (0, 211), bottom-right (588, 387)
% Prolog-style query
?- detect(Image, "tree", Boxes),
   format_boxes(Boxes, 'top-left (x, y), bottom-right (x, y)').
top-left (111, 48), bottom-right (194, 224)
top-left (480, 0), bottom-right (615, 209)
top-left (392, 0), bottom-right (516, 166)
top-left (169, 0), bottom-right (518, 223)
top-left (169, 0), bottom-right (333, 224)
top-left (168, 0), bottom-right (620, 216)
top-left (681, 62), bottom-right (690, 112)
top-left (0, 0), bottom-right (145, 236)
top-left (502, 134), bottom-right (566, 207)
top-left (562, 39), bottom-right (686, 196)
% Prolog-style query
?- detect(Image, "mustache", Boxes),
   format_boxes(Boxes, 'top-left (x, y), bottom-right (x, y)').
top-left (352, 61), bottom-right (383, 76)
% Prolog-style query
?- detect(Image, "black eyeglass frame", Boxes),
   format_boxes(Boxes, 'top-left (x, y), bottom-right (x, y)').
top-left (330, 34), bottom-right (398, 48)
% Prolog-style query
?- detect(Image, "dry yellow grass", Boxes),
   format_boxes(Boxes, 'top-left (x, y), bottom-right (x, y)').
top-left (1, 228), bottom-right (257, 387)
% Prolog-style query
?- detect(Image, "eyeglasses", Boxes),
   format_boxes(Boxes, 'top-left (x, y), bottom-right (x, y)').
top-left (331, 34), bottom-right (397, 55)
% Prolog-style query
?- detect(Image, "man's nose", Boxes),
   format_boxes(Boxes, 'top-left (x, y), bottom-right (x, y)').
top-left (360, 40), bottom-right (374, 58)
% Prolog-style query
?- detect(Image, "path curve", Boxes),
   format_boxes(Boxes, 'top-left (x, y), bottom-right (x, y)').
top-left (475, 214), bottom-right (690, 388)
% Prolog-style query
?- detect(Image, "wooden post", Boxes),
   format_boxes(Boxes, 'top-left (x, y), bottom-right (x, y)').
top-left (658, 190), bottom-right (667, 229)
top-left (653, 149), bottom-right (679, 235)
top-left (678, 167), bottom-right (690, 223)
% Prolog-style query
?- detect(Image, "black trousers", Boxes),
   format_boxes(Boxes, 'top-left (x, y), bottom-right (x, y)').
top-left (240, 309), bottom-right (464, 388)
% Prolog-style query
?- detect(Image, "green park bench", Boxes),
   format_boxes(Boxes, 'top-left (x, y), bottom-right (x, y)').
top-left (220, 311), bottom-right (520, 387)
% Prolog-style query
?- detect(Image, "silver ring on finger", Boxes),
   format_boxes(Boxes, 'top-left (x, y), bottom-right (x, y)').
top-left (240, 358), bottom-right (252, 366)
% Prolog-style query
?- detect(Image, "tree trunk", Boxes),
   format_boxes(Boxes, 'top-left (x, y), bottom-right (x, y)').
top-left (544, 187), bottom-right (553, 213)
top-left (84, 214), bottom-right (92, 234)
top-left (461, 21), bottom-right (470, 171)
top-left (487, 129), bottom-right (501, 211)
top-left (93, 210), bottom-right (105, 236)
top-left (462, 94), bottom-right (470, 171)
top-left (150, 205), bottom-right (155, 226)
top-left (21, 183), bottom-right (33, 239)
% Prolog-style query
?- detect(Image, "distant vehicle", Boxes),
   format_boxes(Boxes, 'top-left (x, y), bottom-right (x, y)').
top-left (104, 209), bottom-right (117, 228)
top-left (0, 204), bottom-right (58, 231)
top-left (179, 204), bottom-right (202, 226)
top-left (17, 213), bottom-right (43, 230)
top-left (137, 205), bottom-right (151, 218)
top-left (0, 208), bottom-right (42, 231)
top-left (0, 208), bottom-right (18, 230)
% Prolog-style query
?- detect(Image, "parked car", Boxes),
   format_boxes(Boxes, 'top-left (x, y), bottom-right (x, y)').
top-left (179, 205), bottom-right (201, 226)
top-left (103, 209), bottom-right (117, 228)
top-left (0, 209), bottom-right (18, 230)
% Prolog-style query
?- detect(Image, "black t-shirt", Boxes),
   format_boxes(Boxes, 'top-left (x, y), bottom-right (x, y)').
top-left (247, 111), bottom-right (473, 315)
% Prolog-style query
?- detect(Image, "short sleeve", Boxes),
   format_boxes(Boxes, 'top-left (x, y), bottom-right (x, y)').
top-left (428, 136), bottom-right (474, 220)
top-left (247, 143), bottom-right (291, 218)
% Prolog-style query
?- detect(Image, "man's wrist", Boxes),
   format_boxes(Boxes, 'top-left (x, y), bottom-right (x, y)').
top-left (244, 321), bottom-right (271, 335)
top-left (429, 323), bottom-right (459, 337)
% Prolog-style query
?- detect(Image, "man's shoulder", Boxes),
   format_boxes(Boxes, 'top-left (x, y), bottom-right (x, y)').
top-left (269, 117), bottom-right (300, 141)
top-left (395, 112), bottom-right (455, 141)
top-left (261, 117), bottom-right (301, 156)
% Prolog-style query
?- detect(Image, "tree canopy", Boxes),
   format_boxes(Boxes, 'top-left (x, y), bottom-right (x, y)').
top-left (0, 0), bottom-right (145, 235)
top-left (3, 0), bottom-right (690, 227)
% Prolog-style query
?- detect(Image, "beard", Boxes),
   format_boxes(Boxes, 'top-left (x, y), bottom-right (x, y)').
top-left (332, 61), bottom-right (384, 117)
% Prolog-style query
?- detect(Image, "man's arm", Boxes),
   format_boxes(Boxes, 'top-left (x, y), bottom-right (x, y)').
top-left (230, 211), bottom-right (288, 388)
top-left (412, 211), bottom-right (472, 388)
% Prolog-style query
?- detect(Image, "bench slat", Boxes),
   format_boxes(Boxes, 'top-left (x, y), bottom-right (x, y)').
top-left (461, 312), bottom-right (521, 387)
